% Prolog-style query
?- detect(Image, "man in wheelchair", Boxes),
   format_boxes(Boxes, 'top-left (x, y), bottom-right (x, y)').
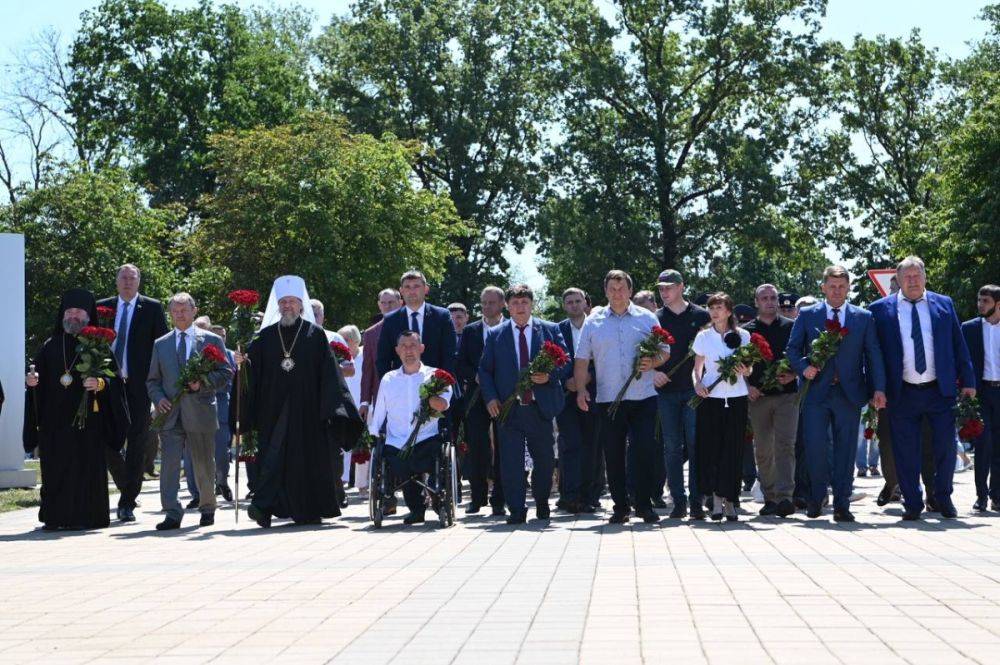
top-left (368, 330), bottom-right (453, 525)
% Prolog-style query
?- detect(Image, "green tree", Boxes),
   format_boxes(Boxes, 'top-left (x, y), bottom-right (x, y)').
top-left (0, 166), bottom-right (180, 350)
top-left (314, 0), bottom-right (557, 304)
top-left (191, 111), bottom-right (469, 328)
top-left (68, 0), bottom-right (315, 210)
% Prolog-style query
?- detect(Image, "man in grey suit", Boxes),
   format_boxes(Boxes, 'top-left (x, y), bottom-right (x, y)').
top-left (147, 293), bottom-right (232, 530)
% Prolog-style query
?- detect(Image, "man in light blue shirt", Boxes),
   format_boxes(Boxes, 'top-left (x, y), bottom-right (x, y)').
top-left (574, 270), bottom-right (669, 524)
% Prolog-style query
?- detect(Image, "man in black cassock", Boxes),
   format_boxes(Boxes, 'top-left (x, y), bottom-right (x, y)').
top-left (235, 276), bottom-right (363, 527)
top-left (24, 289), bottom-right (129, 530)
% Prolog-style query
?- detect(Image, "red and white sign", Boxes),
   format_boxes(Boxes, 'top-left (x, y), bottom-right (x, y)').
top-left (867, 269), bottom-right (896, 297)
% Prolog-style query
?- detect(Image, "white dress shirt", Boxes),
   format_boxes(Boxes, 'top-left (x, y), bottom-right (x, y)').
top-left (509, 319), bottom-right (534, 364)
top-left (571, 321), bottom-right (584, 355)
top-left (984, 318), bottom-right (1000, 381)
top-left (174, 325), bottom-right (194, 362)
top-left (404, 303), bottom-right (427, 340)
top-left (824, 301), bottom-right (846, 327)
top-left (897, 291), bottom-right (936, 383)
top-left (369, 363), bottom-right (453, 449)
top-left (114, 295), bottom-right (138, 377)
top-left (482, 316), bottom-right (506, 341)
top-left (691, 327), bottom-right (751, 399)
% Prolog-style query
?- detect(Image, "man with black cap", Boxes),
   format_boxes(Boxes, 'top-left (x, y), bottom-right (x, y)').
top-left (778, 292), bottom-right (800, 320)
top-left (652, 269), bottom-right (710, 519)
top-left (24, 289), bottom-right (129, 530)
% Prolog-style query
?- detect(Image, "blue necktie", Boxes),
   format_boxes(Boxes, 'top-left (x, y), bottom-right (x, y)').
top-left (410, 311), bottom-right (420, 337)
top-left (114, 301), bottom-right (129, 368)
top-left (909, 299), bottom-right (927, 374)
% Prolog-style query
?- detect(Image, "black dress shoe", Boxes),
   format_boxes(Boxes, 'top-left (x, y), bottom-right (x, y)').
top-left (339, 495), bottom-right (349, 509)
top-left (636, 509), bottom-right (660, 524)
top-left (185, 498), bottom-right (200, 510)
top-left (926, 496), bottom-right (939, 513)
top-left (121, 508), bottom-right (136, 522)
top-left (199, 513), bottom-right (215, 527)
top-left (248, 504), bottom-right (272, 528)
top-left (115, 507), bottom-right (124, 521)
top-left (668, 503), bottom-right (688, 519)
top-left (465, 503), bottom-right (482, 514)
top-left (793, 497), bottom-right (808, 510)
top-left (403, 512), bottom-right (426, 525)
top-left (580, 502), bottom-right (599, 513)
top-left (973, 497), bottom-right (988, 512)
top-left (690, 502), bottom-right (706, 520)
top-left (491, 505), bottom-right (506, 517)
top-left (857, 468), bottom-right (867, 477)
top-left (833, 509), bottom-right (855, 523)
top-left (939, 501), bottom-right (958, 519)
top-left (535, 503), bottom-right (551, 520)
top-left (876, 491), bottom-right (891, 507)
top-left (156, 518), bottom-right (181, 531)
top-left (901, 508), bottom-right (922, 521)
top-left (775, 500), bottom-right (795, 518)
top-left (759, 501), bottom-right (778, 516)
top-left (218, 484), bottom-right (233, 502)
top-left (992, 499), bottom-right (1000, 512)
top-left (652, 497), bottom-right (668, 509)
top-left (608, 510), bottom-right (630, 524)
top-left (506, 512), bottom-right (527, 525)
top-left (806, 502), bottom-right (822, 518)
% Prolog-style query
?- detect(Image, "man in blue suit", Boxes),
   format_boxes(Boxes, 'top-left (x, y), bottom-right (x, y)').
top-left (479, 284), bottom-right (568, 525)
top-left (787, 265), bottom-right (887, 522)
top-left (870, 256), bottom-right (976, 520)
top-left (376, 270), bottom-right (458, 380)
top-left (962, 285), bottom-right (1000, 512)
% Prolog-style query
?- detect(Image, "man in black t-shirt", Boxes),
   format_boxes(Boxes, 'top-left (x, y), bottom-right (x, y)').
top-left (652, 270), bottom-right (711, 519)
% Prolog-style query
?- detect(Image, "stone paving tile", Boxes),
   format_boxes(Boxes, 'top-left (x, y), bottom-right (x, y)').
top-left (1, 470), bottom-right (999, 664)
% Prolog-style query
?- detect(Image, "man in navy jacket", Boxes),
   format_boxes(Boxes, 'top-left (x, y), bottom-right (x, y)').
top-left (870, 256), bottom-right (976, 520)
top-left (376, 270), bottom-right (457, 380)
top-left (961, 284), bottom-right (1000, 512)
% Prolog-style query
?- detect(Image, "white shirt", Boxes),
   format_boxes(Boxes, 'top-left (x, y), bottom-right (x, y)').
top-left (482, 316), bottom-right (506, 341)
top-left (692, 327), bottom-right (751, 399)
top-left (984, 318), bottom-right (1000, 381)
top-left (404, 303), bottom-right (427, 340)
top-left (173, 326), bottom-right (194, 362)
top-left (345, 348), bottom-right (363, 407)
top-left (571, 320), bottom-right (585, 355)
top-left (508, 319), bottom-right (534, 364)
top-left (114, 295), bottom-right (138, 377)
top-left (824, 301), bottom-right (846, 328)
top-left (369, 363), bottom-right (453, 449)
top-left (897, 291), bottom-right (936, 383)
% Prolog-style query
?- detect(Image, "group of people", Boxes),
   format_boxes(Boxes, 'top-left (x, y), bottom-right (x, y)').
top-left (22, 255), bottom-right (1000, 530)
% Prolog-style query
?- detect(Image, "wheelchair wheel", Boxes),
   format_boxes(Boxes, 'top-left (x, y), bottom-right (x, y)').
top-left (369, 447), bottom-right (384, 529)
top-left (437, 442), bottom-right (457, 528)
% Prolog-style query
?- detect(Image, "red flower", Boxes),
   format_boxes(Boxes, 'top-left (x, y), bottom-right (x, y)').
top-left (80, 326), bottom-right (117, 344)
top-left (330, 341), bottom-right (353, 361)
top-left (433, 369), bottom-right (456, 386)
top-left (863, 428), bottom-right (875, 440)
top-left (959, 419), bottom-right (985, 441)
top-left (201, 344), bottom-right (227, 364)
top-left (750, 333), bottom-right (774, 362)
top-left (96, 306), bottom-right (116, 323)
top-left (351, 449), bottom-right (371, 465)
top-left (541, 340), bottom-right (570, 367)
top-left (839, 327), bottom-right (849, 337)
top-left (227, 289), bottom-right (261, 308)
top-left (651, 326), bottom-right (676, 345)
top-left (824, 319), bottom-right (842, 333)
top-left (237, 454), bottom-right (257, 463)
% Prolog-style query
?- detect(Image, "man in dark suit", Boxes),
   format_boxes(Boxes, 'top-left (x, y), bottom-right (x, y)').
top-left (376, 270), bottom-right (457, 380)
top-left (98, 263), bottom-right (169, 522)
top-left (556, 287), bottom-right (599, 513)
top-left (961, 284), bottom-right (1000, 512)
top-left (358, 288), bottom-right (402, 422)
top-left (479, 284), bottom-right (568, 524)
top-left (787, 265), bottom-right (886, 523)
top-left (456, 286), bottom-right (506, 514)
top-left (870, 256), bottom-right (976, 520)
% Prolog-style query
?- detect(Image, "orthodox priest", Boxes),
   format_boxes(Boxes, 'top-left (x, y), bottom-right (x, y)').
top-left (24, 289), bottom-right (129, 530)
top-left (235, 276), bottom-right (363, 527)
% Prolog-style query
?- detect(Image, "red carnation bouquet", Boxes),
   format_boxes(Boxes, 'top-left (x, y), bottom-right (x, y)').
top-left (498, 339), bottom-right (570, 423)
top-left (351, 429), bottom-right (375, 465)
top-left (797, 317), bottom-right (850, 406)
top-left (330, 340), bottom-right (353, 363)
top-left (227, 289), bottom-right (260, 350)
top-left (955, 395), bottom-right (985, 443)
top-left (399, 369), bottom-right (456, 458)
top-left (72, 326), bottom-right (118, 428)
top-left (96, 306), bottom-right (116, 328)
top-left (151, 343), bottom-right (230, 429)
top-left (863, 406), bottom-right (878, 441)
top-left (688, 333), bottom-right (773, 409)
top-left (608, 326), bottom-right (675, 419)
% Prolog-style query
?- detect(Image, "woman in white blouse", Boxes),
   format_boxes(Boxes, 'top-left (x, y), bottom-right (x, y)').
top-left (692, 293), bottom-right (752, 522)
top-left (338, 325), bottom-right (369, 495)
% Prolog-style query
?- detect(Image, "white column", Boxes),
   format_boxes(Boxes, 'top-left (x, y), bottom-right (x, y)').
top-left (0, 233), bottom-right (34, 488)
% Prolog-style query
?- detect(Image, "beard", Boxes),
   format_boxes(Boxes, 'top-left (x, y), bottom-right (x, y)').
top-left (280, 312), bottom-right (300, 327)
top-left (63, 317), bottom-right (88, 335)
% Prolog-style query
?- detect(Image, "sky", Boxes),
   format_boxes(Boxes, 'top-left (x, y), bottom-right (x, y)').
top-left (0, 0), bottom-right (994, 292)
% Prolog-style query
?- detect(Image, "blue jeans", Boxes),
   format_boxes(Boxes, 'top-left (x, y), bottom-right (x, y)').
top-left (657, 389), bottom-right (699, 505)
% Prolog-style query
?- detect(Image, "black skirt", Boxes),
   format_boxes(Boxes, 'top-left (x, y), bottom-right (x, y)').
top-left (696, 396), bottom-right (749, 503)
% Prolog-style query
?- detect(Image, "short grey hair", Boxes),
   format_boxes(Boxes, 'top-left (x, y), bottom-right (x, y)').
top-left (309, 298), bottom-right (324, 313)
top-left (378, 288), bottom-right (401, 301)
top-left (896, 255), bottom-right (926, 275)
top-left (168, 292), bottom-right (197, 309)
top-left (338, 325), bottom-right (361, 345)
top-left (117, 263), bottom-right (141, 279)
top-left (795, 295), bottom-right (818, 308)
top-left (481, 285), bottom-right (504, 300)
top-left (194, 315), bottom-right (212, 329)
top-left (754, 284), bottom-right (778, 298)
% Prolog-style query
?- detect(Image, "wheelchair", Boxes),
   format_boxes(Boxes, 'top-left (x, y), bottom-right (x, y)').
top-left (368, 428), bottom-right (458, 529)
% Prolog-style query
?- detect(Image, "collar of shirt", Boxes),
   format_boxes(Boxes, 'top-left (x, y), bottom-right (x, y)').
top-left (117, 294), bottom-right (138, 309)
top-left (509, 318), bottom-right (534, 358)
top-left (406, 303), bottom-right (426, 319)
top-left (482, 316), bottom-right (505, 340)
top-left (824, 302), bottom-right (846, 325)
top-left (898, 290), bottom-right (927, 305)
top-left (598, 302), bottom-right (644, 320)
top-left (174, 325), bottom-right (194, 337)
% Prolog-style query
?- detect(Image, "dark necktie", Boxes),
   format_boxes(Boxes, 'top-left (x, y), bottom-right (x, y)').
top-left (115, 301), bottom-right (129, 369)
top-left (177, 331), bottom-right (187, 365)
top-left (909, 299), bottom-right (927, 374)
top-left (831, 307), bottom-right (840, 326)
top-left (410, 311), bottom-right (420, 337)
top-left (830, 308), bottom-right (841, 384)
top-left (518, 324), bottom-right (533, 404)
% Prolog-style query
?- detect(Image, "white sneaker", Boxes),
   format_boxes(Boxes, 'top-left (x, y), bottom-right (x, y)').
top-left (751, 479), bottom-right (765, 503)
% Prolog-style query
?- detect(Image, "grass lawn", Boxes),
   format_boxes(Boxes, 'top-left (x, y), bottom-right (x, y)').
top-left (0, 460), bottom-right (39, 514)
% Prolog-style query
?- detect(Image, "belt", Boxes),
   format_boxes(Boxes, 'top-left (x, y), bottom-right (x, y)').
top-left (903, 380), bottom-right (938, 390)
top-left (984, 380), bottom-right (1000, 388)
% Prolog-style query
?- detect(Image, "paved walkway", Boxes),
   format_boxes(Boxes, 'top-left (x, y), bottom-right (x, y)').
top-left (1, 468), bottom-right (999, 665)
